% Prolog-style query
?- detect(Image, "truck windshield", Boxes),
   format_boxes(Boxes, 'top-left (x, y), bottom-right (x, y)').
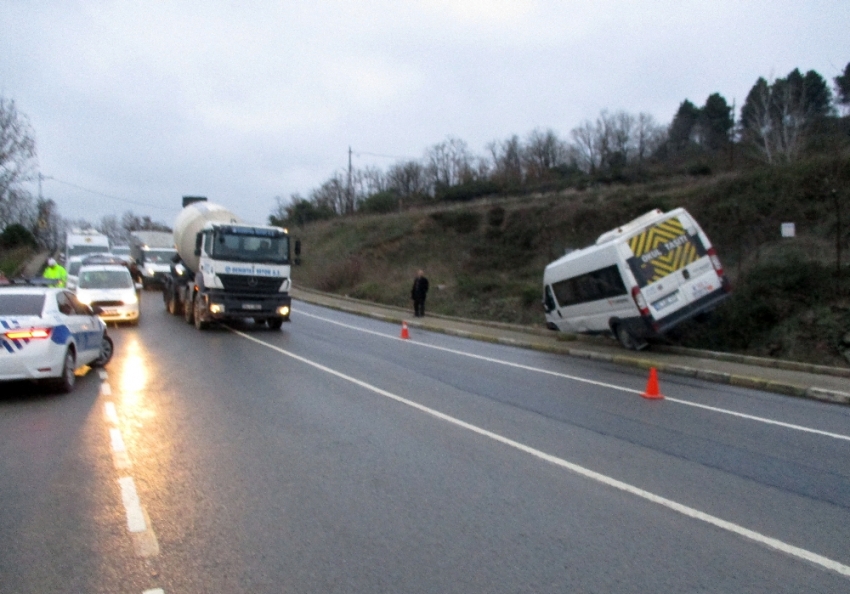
top-left (143, 250), bottom-right (176, 263)
top-left (68, 245), bottom-right (109, 258)
top-left (210, 229), bottom-right (290, 264)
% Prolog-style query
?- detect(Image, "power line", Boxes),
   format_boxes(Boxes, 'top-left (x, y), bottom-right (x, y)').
top-left (40, 176), bottom-right (173, 211)
top-left (353, 149), bottom-right (419, 161)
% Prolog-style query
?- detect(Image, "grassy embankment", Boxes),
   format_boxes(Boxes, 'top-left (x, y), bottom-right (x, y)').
top-left (0, 247), bottom-right (34, 277)
top-left (292, 156), bottom-right (850, 367)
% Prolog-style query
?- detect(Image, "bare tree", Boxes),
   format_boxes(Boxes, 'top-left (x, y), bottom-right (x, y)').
top-left (635, 113), bottom-right (665, 166)
top-left (97, 214), bottom-right (128, 245)
top-left (425, 136), bottom-right (474, 191)
top-left (570, 120), bottom-right (600, 174)
top-left (0, 98), bottom-right (38, 231)
top-left (487, 135), bottom-right (523, 185)
top-left (386, 160), bottom-right (428, 202)
top-left (311, 173), bottom-right (348, 215)
top-left (32, 198), bottom-right (64, 251)
top-left (120, 210), bottom-right (171, 233)
top-left (522, 128), bottom-right (566, 180)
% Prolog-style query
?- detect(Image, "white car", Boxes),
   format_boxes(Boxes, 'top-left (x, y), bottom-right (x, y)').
top-left (0, 285), bottom-right (113, 393)
top-left (65, 257), bottom-right (84, 290)
top-left (75, 264), bottom-right (141, 325)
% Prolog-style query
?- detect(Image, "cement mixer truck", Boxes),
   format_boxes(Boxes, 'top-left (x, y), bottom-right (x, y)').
top-left (163, 196), bottom-right (299, 330)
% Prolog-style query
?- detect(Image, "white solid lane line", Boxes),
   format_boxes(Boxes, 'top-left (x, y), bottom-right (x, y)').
top-left (232, 328), bottom-right (850, 579)
top-left (295, 310), bottom-right (850, 442)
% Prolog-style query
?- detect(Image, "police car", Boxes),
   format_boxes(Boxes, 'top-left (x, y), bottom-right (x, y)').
top-left (0, 283), bottom-right (113, 393)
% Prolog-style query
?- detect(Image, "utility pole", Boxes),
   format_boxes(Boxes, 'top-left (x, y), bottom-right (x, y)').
top-left (347, 146), bottom-right (353, 214)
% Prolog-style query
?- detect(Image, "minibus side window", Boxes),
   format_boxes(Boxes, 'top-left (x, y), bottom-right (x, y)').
top-left (552, 265), bottom-right (627, 307)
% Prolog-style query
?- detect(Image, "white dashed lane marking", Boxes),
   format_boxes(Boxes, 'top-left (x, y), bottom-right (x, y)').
top-left (102, 392), bottom-right (160, 558)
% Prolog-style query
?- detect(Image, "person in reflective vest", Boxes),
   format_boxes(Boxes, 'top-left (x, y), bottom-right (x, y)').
top-left (42, 258), bottom-right (67, 287)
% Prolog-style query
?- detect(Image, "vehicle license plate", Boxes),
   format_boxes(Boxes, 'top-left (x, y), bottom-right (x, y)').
top-left (652, 292), bottom-right (679, 312)
top-left (243, 303), bottom-right (262, 310)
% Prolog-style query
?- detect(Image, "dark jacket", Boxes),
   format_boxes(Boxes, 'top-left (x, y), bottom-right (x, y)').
top-left (411, 276), bottom-right (429, 300)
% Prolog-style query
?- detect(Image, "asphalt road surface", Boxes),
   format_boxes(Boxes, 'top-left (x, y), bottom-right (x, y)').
top-left (2, 294), bottom-right (850, 593)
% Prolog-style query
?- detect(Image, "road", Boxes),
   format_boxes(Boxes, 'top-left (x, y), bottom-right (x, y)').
top-left (2, 293), bottom-right (850, 593)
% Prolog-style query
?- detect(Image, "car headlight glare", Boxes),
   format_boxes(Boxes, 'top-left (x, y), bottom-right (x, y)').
top-left (276, 305), bottom-right (290, 316)
top-left (209, 303), bottom-right (225, 314)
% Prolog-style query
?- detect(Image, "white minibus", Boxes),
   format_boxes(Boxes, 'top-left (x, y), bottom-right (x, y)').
top-left (543, 208), bottom-right (731, 349)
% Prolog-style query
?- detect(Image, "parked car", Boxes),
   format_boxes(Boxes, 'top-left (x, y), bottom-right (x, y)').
top-left (74, 263), bottom-right (141, 326)
top-left (0, 284), bottom-right (113, 393)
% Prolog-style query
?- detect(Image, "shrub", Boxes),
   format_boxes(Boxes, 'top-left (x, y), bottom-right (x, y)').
top-left (316, 256), bottom-right (363, 292)
top-left (436, 180), bottom-right (500, 202)
top-left (429, 210), bottom-right (481, 234)
top-left (360, 191), bottom-right (401, 214)
top-left (0, 223), bottom-right (37, 248)
top-left (487, 206), bottom-right (505, 228)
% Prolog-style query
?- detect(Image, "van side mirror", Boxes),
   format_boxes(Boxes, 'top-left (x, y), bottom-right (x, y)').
top-left (194, 232), bottom-right (202, 256)
top-left (294, 239), bottom-right (301, 256)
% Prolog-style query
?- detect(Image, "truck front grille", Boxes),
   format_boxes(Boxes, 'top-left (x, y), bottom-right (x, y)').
top-left (218, 274), bottom-right (283, 295)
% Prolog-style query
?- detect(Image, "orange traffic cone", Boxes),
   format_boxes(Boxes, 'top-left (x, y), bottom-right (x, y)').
top-left (400, 321), bottom-right (410, 340)
top-left (641, 367), bottom-right (664, 400)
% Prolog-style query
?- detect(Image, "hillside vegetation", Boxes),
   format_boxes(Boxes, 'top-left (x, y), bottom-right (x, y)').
top-left (292, 156), bottom-right (850, 367)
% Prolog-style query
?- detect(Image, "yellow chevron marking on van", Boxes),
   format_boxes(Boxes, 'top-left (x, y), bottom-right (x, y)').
top-left (648, 243), bottom-right (699, 281)
top-left (629, 218), bottom-right (686, 258)
top-left (629, 218), bottom-right (701, 284)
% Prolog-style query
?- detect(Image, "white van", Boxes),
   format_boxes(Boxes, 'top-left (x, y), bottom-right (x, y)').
top-left (65, 230), bottom-right (110, 263)
top-left (542, 208), bottom-right (731, 349)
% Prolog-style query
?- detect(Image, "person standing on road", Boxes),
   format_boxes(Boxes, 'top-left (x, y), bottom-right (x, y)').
top-left (42, 258), bottom-right (67, 287)
top-left (411, 269), bottom-right (429, 317)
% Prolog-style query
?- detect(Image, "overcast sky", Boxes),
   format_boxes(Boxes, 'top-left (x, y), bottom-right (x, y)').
top-left (1, 1), bottom-right (848, 227)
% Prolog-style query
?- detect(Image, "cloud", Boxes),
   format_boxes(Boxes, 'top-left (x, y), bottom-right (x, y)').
top-left (1, 1), bottom-right (848, 225)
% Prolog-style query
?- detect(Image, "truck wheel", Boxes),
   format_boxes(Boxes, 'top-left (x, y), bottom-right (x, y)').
top-left (267, 317), bottom-right (284, 330)
top-left (193, 297), bottom-right (209, 330)
top-left (167, 292), bottom-right (182, 316)
top-left (184, 293), bottom-right (195, 324)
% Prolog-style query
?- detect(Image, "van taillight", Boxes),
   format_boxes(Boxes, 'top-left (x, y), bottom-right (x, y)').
top-left (631, 286), bottom-right (650, 317)
top-left (707, 247), bottom-right (724, 276)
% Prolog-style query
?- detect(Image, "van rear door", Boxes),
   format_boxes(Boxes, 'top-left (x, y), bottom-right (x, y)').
top-left (624, 212), bottom-right (723, 327)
